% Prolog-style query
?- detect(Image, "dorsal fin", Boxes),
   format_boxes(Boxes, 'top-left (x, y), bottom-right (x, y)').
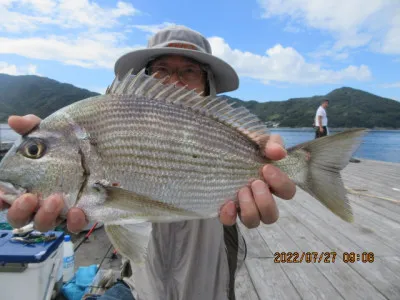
top-left (108, 69), bottom-right (270, 148)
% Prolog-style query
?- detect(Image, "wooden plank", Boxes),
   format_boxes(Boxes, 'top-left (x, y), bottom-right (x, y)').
top-left (288, 189), bottom-right (397, 256)
top-left (379, 255), bottom-right (400, 275)
top-left (350, 200), bottom-right (400, 244)
top-left (350, 195), bottom-right (400, 223)
top-left (347, 257), bottom-right (400, 300)
top-left (238, 223), bottom-right (273, 258)
top-left (234, 263), bottom-right (259, 300)
top-left (352, 203), bottom-right (400, 243)
top-left (343, 161), bottom-right (400, 201)
top-left (245, 258), bottom-right (301, 300)
top-left (360, 195), bottom-right (400, 214)
top-left (255, 222), bottom-right (344, 300)
top-left (343, 168), bottom-right (399, 190)
top-left (276, 215), bottom-right (395, 300)
top-left (345, 177), bottom-right (400, 203)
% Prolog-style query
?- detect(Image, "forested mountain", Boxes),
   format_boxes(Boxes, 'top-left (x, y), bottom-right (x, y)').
top-left (224, 87), bottom-right (400, 129)
top-left (1, 74), bottom-right (399, 128)
top-left (0, 74), bottom-right (99, 122)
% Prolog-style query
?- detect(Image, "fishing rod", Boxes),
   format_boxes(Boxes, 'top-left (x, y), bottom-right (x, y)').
top-left (73, 222), bottom-right (99, 252)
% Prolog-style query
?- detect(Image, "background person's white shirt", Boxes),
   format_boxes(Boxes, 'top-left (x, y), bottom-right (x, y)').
top-left (315, 106), bottom-right (328, 126)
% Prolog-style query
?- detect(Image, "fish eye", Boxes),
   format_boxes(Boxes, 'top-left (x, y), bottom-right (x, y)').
top-left (19, 138), bottom-right (46, 159)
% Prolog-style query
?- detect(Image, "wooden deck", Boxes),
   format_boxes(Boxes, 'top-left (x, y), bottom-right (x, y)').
top-left (72, 159), bottom-right (400, 300)
top-left (235, 159), bottom-right (400, 300)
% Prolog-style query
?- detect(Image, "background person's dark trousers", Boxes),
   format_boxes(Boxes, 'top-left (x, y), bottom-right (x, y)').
top-left (315, 126), bottom-right (327, 139)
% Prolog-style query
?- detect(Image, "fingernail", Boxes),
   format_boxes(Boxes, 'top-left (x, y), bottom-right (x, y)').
top-left (252, 180), bottom-right (267, 195)
top-left (43, 198), bottom-right (58, 213)
top-left (227, 204), bottom-right (236, 217)
top-left (24, 114), bottom-right (36, 119)
top-left (240, 192), bottom-right (252, 203)
top-left (266, 166), bottom-right (277, 179)
top-left (17, 196), bottom-right (33, 212)
top-left (70, 214), bottom-right (82, 225)
top-left (69, 229), bottom-right (80, 235)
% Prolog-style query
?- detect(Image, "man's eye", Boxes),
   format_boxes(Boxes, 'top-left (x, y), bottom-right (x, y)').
top-left (152, 67), bottom-right (168, 74)
top-left (185, 67), bottom-right (200, 73)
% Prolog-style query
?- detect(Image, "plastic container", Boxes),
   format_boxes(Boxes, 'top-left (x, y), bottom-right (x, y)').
top-left (63, 234), bottom-right (75, 282)
top-left (0, 230), bottom-right (64, 300)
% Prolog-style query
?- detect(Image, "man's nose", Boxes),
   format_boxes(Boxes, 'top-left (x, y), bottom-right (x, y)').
top-left (164, 72), bottom-right (184, 86)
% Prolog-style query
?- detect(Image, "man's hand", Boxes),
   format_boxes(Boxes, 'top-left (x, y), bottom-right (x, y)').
top-left (219, 135), bottom-right (296, 228)
top-left (0, 115), bottom-right (88, 233)
top-left (319, 127), bottom-right (324, 133)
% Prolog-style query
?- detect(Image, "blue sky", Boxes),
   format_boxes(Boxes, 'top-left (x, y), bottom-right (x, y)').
top-left (1, 0), bottom-right (399, 102)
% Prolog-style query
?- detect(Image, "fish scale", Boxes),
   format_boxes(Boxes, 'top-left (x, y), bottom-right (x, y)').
top-left (45, 100), bottom-right (258, 212)
top-left (79, 103), bottom-right (260, 209)
top-left (92, 101), bottom-right (258, 160)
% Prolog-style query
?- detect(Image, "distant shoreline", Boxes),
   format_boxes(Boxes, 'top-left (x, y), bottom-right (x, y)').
top-left (1, 124), bottom-right (400, 131)
top-left (270, 127), bottom-right (400, 131)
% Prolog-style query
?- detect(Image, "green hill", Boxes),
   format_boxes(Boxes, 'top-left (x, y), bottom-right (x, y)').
top-left (0, 74), bottom-right (399, 128)
top-left (223, 87), bottom-right (400, 129)
top-left (0, 74), bottom-right (99, 122)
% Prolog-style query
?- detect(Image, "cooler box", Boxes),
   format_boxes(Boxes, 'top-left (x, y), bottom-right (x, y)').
top-left (0, 230), bottom-right (64, 300)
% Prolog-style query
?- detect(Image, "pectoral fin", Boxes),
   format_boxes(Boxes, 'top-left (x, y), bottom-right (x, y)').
top-left (95, 180), bottom-right (201, 221)
top-left (105, 223), bottom-right (152, 264)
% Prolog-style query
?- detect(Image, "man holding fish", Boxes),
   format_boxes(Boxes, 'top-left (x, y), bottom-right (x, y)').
top-left (0, 25), bottom-right (364, 300)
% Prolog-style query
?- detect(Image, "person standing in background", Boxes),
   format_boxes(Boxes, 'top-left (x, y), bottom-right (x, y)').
top-left (314, 99), bottom-right (329, 138)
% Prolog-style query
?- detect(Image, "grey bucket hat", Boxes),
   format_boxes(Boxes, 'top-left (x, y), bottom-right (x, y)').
top-left (114, 25), bottom-right (239, 94)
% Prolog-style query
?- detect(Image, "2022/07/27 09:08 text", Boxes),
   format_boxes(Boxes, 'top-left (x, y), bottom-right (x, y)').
top-left (274, 252), bottom-right (375, 263)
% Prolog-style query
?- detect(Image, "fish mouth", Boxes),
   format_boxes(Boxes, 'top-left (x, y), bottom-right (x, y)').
top-left (0, 181), bottom-right (27, 206)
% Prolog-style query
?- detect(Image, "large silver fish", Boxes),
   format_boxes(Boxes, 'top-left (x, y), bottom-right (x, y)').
top-left (0, 70), bottom-right (366, 262)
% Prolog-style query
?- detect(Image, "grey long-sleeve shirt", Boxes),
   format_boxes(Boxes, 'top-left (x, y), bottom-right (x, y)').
top-left (122, 218), bottom-right (246, 300)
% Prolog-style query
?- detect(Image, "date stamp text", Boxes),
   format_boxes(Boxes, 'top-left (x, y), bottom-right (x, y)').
top-left (274, 252), bottom-right (375, 263)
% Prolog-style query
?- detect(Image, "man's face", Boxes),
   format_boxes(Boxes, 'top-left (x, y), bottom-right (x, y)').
top-left (322, 101), bottom-right (329, 108)
top-left (147, 55), bottom-right (207, 94)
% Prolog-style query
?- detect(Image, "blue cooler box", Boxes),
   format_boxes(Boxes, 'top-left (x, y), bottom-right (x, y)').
top-left (0, 230), bottom-right (64, 300)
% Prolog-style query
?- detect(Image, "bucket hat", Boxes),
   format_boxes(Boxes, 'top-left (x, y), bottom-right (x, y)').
top-left (114, 25), bottom-right (239, 94)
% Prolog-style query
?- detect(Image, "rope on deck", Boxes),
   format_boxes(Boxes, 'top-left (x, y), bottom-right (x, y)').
top-left (346, 187), bottom-right (400, 204)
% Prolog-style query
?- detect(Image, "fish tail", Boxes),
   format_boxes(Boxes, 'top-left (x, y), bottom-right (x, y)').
top-left (286, 128), bottom-right (367, 222)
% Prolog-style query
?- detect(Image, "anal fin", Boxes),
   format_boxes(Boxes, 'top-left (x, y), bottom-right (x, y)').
top-left (105, 223), bottom-right (152, 265)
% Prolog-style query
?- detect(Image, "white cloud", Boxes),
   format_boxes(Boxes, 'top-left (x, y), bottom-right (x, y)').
top-left (0, 1), bottom-right (144, 70)
top-left (380, 82), bottom-right (400, 88)
top-left (20, 0), bottom-right (56, 14)
top-left (380, 15), bottom-right (400, 54)
top-left (0, 35), bottom-right (143, 69)
top-left (0, 0), bottom-right (139, 33)
top-left (309, 47), bottom-right (349, 61)
top-left (258, 0), bottom-right (400, 55)
top-left (208, 37), bottom-right (371, 85)
top-left (0, 61), bottom-right (39, 75)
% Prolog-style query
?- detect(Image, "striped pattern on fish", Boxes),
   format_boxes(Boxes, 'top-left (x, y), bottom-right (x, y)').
top-left (0, 69), bottom-right (367, 263)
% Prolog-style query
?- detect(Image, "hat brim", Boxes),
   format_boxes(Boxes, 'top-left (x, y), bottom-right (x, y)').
top-left (114, 47), bottom-right (239, 94)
